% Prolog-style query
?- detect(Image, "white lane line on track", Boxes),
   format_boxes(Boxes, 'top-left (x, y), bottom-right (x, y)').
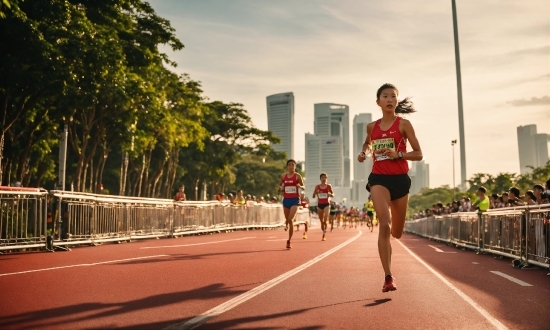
top-left (266, 239), bottom-right (288, 241)
top-left (0, 255), bottom-right (168, 277)
top-left (165, 230), bottom-right (363, 330)
top-left (396, 239), bottom-right (508, 330)
top-left (140, 237), bottom-right (255, 249)
top-left (490, 271), bottom-right (533, 287)
top-left (428, 245), bottom-right (456, 253)
top-left (472, 262), bottom-right (479, 264)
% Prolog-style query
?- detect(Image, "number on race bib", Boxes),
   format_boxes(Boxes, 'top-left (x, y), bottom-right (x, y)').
top-left (318, 193), bottom-right (328, 199)
top-left (285, 186), bottom-right (297, 194)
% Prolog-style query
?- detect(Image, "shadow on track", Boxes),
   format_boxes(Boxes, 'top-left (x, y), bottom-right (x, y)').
top-left (109, 250), bottom-right (284, 265)
top-left (185, 298), bottom-right (376, 329)
top-left (0, 283), bottom-right (253, 329)
top-left (364, 298), bottom-right (391, 307)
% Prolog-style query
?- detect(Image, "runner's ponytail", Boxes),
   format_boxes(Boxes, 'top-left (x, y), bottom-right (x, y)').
top-left (395, 97), bottom-right (416, 114)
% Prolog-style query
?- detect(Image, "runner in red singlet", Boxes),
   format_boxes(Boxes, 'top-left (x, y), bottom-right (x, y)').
top-left (358, 83), bottom-right (423, 292)
top-left (278, 159), bottom-right (305, 249)
top-left (312, 172), bottom-right (334, 241)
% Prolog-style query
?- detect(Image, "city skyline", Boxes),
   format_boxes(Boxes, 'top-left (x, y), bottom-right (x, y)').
top-left (150, 0), bottom-right (550, 188)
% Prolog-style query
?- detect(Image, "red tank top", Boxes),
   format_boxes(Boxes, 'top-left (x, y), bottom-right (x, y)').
top-left (371, 117), bottom-right (409, 175)
top-left (316, 185), bottom-right (330, 204)
top-left (283, 173), bottom-right (300, 198)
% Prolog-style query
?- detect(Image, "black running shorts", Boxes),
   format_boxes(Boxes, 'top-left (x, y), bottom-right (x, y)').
top-left (367, 173), bottom-right (411, 201)
top-left (317, 203), bottom-right (330, 210)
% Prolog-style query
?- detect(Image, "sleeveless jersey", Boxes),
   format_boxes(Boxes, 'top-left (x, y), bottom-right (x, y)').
top-left (283, 173), bottom-right (300, 199)
top-left (371, 117), bottom-right (409, 175)
top-left (316, 185), bottom-right (330, 204)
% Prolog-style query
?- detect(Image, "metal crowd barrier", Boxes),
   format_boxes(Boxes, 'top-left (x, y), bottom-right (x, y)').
top-left (405, 204), bottom-right (550, 269)
top-left (0, 187), bottom-right (312, 252)
top-left (0, 187), bottom-right (49, 252)
top-left (49, 190), bottom-right (308, 250)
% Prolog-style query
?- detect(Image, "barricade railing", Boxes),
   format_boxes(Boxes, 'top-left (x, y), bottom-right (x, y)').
top-left (0, 187), bottom-right (49, 251)
top-left (49, 190), bottom-right (307, 249)
top-left (405, 204), bottom-right (550, 269)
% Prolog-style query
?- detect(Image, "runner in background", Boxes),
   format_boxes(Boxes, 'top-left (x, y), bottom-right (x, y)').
top-left (358, 83), bottom-right (423, 292)
top-left (278, 159), bottom-right (305, 249)
top-left (329, 201), bottom-right (337, 232)
top-left (299, 191), bottom-right (310, 239)
top-left (366, 196), bottom-right (375, 232)
top-left (174, 185), bottom-right (186, 202)
top-left (312, 172), bottom-right (334, 241)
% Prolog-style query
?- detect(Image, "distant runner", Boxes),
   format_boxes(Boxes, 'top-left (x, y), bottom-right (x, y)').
top-left (312, 172), bottom-right (334, 241)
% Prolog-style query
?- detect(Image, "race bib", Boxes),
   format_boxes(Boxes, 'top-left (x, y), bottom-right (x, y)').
top-left (318, 193), bottom-right (328, 199)
top-left (372, 138), bottom-right (395, 161)
top-left (285, 186), bottom-right (297, 194)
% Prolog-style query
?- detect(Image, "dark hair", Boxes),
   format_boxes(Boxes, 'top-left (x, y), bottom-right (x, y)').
top-left (509, 187), bottom-right (520, 198)
top-left (525, 190), bottom-right (535, 200)
top-left (478, 186), bottom-right (487, 194)
top-left (491, 193), bottom-right (499, 199)
top-left (502, 192), bottom-right (508, 196)
top-left (286, 159), bottom-right (296, 166)
top-left (319, 172), bottom-right (327, 179)
top-left (533, 184), bottom-right (543, 191)
top-left (376, 83), bottom-right (416, 114)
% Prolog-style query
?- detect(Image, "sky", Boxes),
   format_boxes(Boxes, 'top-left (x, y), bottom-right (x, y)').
top-left (149, 0), bottom-right (550, 188)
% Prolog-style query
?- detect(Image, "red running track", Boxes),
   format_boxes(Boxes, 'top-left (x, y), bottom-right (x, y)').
top-left (0, 224), bottom-right (548, 329)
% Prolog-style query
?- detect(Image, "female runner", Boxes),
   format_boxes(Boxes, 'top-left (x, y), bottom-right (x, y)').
top-left (358, 83), bottom-right (423, 292)
top-left (312, 172), bottom-right (334, 241)
top-left (278, 159), bottom-right (305, 249)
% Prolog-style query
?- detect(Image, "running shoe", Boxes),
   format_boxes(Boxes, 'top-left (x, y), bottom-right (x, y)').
top-left (382, 275), bottom-right (397, 292)
top-left (284, 225), bottom-right (288, 231)
top-left (322, 234), bottom-right (326, 241)
top-left (303, 232), bottom-right (307, 239)
top-left (286, 240), bottom-right (291, 249)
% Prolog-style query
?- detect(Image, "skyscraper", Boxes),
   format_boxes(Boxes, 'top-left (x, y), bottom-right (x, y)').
top-left (266, 92), bottom-right (294, 158)
top-left (304, 133), bottom-right (344, 195)
top-left (314, 103), bottom-right (350, 187)
top-left (351, 113), bottom-right (373, 206)
top-left (409, 161), bottom-right (430, 195)
top-left (352, 113), bottom-right (372, 182)
top-left (517, 124), bottom-right (550, 174)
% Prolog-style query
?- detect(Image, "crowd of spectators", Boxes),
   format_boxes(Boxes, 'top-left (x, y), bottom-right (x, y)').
top-left (413, 180), bottom-right (550, 219)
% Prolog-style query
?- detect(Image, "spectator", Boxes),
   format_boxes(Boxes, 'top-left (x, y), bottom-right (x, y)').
top-left (501, 192), bottom-right (510, 207)
top-left (473, 186), bottom-right (490, 212)
top-left (234, 190), bottom-right (245, 205)
top-left (533, 184), bottom-right (544, 204)
top-left (451, 201), bottom-right (460, 213)
top-left (173, 185), bottom-right (186, 202)
top-left (508, 187), bottom-right (525, 206)
top-left (525, 190), bottom-right (537, 205)
top-left (489, 193), bottom-right (499, 209)
top-left (459, 196), bottom-right (471, 212)
top-left (216, 192), bottom-right (225, 202)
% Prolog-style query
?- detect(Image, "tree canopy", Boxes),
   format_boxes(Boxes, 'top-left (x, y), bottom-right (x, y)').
top-left (1, 0), bottom-right (284, 199)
